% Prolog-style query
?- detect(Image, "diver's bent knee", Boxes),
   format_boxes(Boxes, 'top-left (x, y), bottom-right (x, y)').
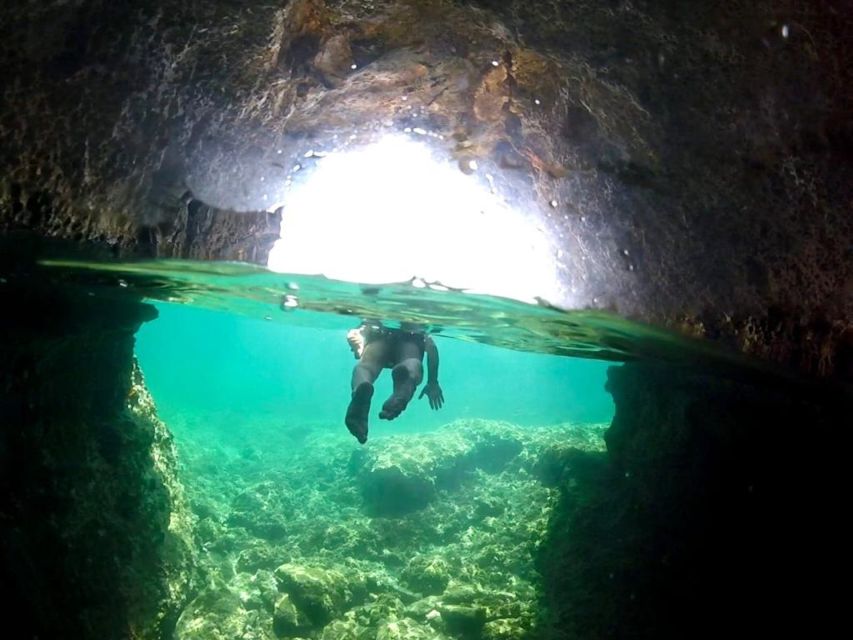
top-left (402, 358), bottom-right (424, 383)
top-left (354, 362), bottom-right (381, 379)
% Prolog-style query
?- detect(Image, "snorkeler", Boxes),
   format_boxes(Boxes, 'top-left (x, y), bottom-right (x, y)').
top-left (344, 322), bottom-right (444, 444)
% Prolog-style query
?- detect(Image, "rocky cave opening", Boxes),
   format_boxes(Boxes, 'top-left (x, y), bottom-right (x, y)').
top-left (2, 0), bottom-right (852, 638)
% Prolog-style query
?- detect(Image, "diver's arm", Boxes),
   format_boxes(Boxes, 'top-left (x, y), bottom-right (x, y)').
top-left (419, 337), bottom-right (444, 410)
top-left (425, 336), bottom-right (440, 383)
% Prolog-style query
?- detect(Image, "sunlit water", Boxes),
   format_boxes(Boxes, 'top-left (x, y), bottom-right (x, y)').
top-left (136, 303), bottom-right (615, 440)
top-left (39, 256), bottom-right (762, 445)
top-left (41, 258), bottom-right (642, 441)
top-left (33, 258), bottom-right (768, 639)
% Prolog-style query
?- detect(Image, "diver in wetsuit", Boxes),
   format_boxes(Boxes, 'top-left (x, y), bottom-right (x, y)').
top-left (344, 322), bottom-right (444, 444)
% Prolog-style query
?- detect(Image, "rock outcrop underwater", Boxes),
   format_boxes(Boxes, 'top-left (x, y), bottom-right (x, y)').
top-left (170, 417), bottom-right (607, 640)
top-left (0, 282), bottom-right (197, 639)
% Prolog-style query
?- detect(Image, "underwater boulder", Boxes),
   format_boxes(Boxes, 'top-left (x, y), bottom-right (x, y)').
top-left (274, 562), bottom-right (368, 629)
top-left (274, 563), bottom-right (347, 627)
top-left (533, 445), bottom-right (604, 487)
top-left (227, 485), bottom-right (289, 541)
top-left (327, 594), bottom-right (416, 638)
top-left (236, 545), bottom-right (284, 574)
top-left (249, 569), bottom-right (281, 614)
top-left (400, 554), bottom-right (451, 596)
top-left (355, 430), bottom-right (481, 516)
top-left (226, 510), bottom-right (288, 541)
top-left (473, 495), bottom-right (506, 518)
top-left (481, 618), bottom-right (527, 640)
top-left (466, 434), bottom-right (523, 474)
top-left (361, 462), bottom-right (437, 517)
top-left (404, 595), bottom-right (443, 621)
top-left (438, 604), bottom-right (488, 638)
top-left (317, 619), bottom-right (357, 640)
top-left (273, 593), bottom-right (312, 638)
top-left (376, 617), bottom-right (452, 640)
top-left (320, 613), bottom-right (450, 640)
top-left (231, 488), bottom-right (268, 513)
top-left (174, 585), bottom-right (254, 640)
top-left (406, 581), bottom-right (531, 639)
top-left (355, 422), bottom-right (537, 517)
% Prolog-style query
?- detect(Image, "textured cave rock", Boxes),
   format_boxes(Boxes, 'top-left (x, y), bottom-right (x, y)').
top-left (1, 3), bottom-right (851, 639)
top-left (0, 281), bottom-right (197, 639)
top-left (0, 0), bottom-right (850, 376)
top-left (535, 362), bottom-right (851, 639)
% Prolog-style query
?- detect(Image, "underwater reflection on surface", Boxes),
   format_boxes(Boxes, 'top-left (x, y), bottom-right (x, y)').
top-left (40, 258), bottom-right (756, 367)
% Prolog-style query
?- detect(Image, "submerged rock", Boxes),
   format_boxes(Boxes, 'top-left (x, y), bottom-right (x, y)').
top-left (0, 280), bottom-right (198, 640)
top-left (533, 444), bottom-right (603, 488)
top-left (321, 614), bottom-right (451, 640)
top-left (170, 420), bottom-right (602, 640)
top-left (375, 618), bottom-right (450, 640)
top-left (535, 362), bottom-right (851, 639)
top-left (175, 584), bottom-right (271, 640)
top-left (273, 593), bottom-right (311, 638)
top-left (236, 545), bottom-right (284, 574)
top-left (400, 554), bottom-right (451, 596)
top-left (360, 461), bottom-right (438, 516)
top-left (251, 570), bottom-right (281, 614)
top-left (353, 421), bottom-right (524, 516)
top-left (440, 604), bottom-right (487, 638)
top-left (482, 618), bottom-right (526, 640)
top-left (227, 483), bottom-right (290, 541)
top-left (274, 562), bottom-right (368, 629)
top-left (404, 596), bottom-right (443, 621)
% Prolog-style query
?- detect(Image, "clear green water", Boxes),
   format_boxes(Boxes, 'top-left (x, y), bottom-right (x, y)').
top-left (36, 258), bottom-right (757, 639)
top-left (136, 302), bottom-right (615, 441)
top-left (43, 255), bottom-right (755, 446)
top-left (44, 257), bottom-right (635, 440)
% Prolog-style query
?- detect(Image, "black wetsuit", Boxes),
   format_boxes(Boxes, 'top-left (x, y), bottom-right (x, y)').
top-left (360, 324), bottom-right (426, 368)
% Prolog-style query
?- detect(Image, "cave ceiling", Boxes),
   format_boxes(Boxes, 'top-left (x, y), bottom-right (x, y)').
top-left (1, 0), bottom-right (851, 376)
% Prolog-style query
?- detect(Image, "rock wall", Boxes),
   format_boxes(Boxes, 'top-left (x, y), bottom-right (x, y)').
top-left (1, 0), bottom-right (851, 377)
top-left (536, 361), bottom-right (851, 639)
top-left (0, 280), bottom-right (196, 638)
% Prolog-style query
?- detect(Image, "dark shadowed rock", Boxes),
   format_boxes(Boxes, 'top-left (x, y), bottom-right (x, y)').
top-left (536, 361), bottom-right (851, 639)
top-left (0, 282), bottom-right (196, 639)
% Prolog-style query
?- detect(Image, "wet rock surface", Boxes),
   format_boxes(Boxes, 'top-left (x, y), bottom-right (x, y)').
top-left (1, 0), bottom-right (851, 376)
top-left (0, 285), bottom-right (197, 639)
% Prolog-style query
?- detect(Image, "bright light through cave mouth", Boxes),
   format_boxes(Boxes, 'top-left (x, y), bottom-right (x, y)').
top-left (267, 135), bottom-right (559, 303)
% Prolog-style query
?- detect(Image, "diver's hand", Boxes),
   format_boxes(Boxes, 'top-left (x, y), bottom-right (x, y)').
top-left (347, 329), bottom-right (365, 359)
top-left (419, 382), bottom-right (444, 410)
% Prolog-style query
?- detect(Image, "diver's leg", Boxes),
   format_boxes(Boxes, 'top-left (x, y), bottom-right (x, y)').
top-left (379, 342), bottom-right (424, 420)
top-left (345, 341), bottom-right (386, 443)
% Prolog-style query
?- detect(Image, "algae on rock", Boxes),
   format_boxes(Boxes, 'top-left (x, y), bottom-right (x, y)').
top-left (168, 417), bottom-right (607, 640)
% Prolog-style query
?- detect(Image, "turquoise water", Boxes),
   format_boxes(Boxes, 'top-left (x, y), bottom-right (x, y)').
top-left (120, 266), bottom-right (619, 639)
top-left (39, 258), bottom-right (754, 639)
top-left (136, 303), bottom-right (615, 442)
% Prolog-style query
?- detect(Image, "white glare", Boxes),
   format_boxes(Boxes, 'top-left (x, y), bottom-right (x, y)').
top-left (267, 136), bottom-right (558, 302)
